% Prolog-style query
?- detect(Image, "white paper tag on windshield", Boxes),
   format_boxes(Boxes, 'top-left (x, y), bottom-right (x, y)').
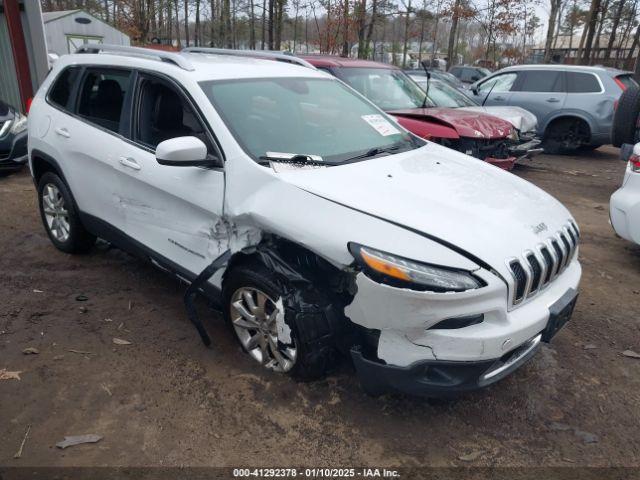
top-left (361, 114), bottom-right (401, 136)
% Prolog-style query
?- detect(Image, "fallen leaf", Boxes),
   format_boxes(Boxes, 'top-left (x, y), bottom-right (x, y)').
top-left (32, 289), bottom-right (43, 293)
top-left (68, 349), bottom-right (93, 355)
top-left (458, 450), bottom-right (484, 462)
top-left (22, 347), bottom-right (40, 355)
top-left (75, 295), bottom-right (89, 302)
top-left (0, 369), bottom-right (22, 380)
top-left (112, 338), bottom-right (132, 345)
top-left (622, 350), bottom-right (640, 359)
top-left (55, 434), bottom-right (103, 449)
top-left (583, 344), bottom-right (597, 350)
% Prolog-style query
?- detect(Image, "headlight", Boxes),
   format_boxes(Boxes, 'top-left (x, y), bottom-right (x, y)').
top-left (349, 243), bottom-right (484, 292)
top-left (507, 128), bottom-right (519, 141)
top-left (10, 114), bottom-right (27, 135)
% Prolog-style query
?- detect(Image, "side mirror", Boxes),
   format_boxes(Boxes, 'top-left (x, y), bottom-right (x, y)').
top-left (156, 136), bottom-right (222, 168)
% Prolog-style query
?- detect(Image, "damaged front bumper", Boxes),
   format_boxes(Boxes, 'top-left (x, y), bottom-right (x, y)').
top-left (351, 333), bottom-right (541, 396)
top-left (508, 137), bottom-right (544, 163)
top-left (345, 260), bottom-right (581, 396)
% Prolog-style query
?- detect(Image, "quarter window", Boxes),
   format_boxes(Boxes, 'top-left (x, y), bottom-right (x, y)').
top-left (77, 68), bottom-right (131, 133)
top-left (135, 77), bottom-right (210, 151)
top-left (518, 70), bottom-right (563, 92)
top-left (48, 67), bottom-right (80, 110)
top-left (566, 72), bottom-right (601, 93)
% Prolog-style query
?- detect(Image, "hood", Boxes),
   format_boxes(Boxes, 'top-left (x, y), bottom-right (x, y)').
top-left (459, 106), bottom-right (538, 133)
top-left (388, 107), bottom-right (513, 139)
top-left (276, 143), bottom-right (574, 280)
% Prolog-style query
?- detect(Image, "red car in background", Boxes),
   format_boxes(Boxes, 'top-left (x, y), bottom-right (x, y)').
top-left (302, 56), bottom-right (535, 170)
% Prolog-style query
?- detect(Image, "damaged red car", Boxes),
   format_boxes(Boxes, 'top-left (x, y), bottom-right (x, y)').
top-left (302, 56), bottom-right (535, 170)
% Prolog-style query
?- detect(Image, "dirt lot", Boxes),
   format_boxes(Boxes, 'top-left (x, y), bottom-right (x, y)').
top-left (1, 147), bottom-right (639, 471)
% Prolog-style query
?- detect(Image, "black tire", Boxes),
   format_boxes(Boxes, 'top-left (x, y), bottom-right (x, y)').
top-left (611, 83), bottom-right (640, 147)
top-left (37, 172), bottom-right (96, 253)
top-left (543, 118), bottom-right (590, 154)
top-left (222, 262), bottom-right (338, 381)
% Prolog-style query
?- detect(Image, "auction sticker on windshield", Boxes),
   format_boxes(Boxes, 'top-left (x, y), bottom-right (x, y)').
top-left (361, 114), bottom-right (401, 136)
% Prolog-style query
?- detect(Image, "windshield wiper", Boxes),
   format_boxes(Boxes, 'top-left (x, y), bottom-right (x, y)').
top-left (340, 144), bottom-right (404, 164)
top-left (258, 152), bottom-right (331, 166)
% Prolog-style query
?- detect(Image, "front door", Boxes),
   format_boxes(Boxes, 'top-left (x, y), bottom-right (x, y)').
top-left (113, 72), bottom-right (226, 277)
top-left (473, 72), bottom-right (518, 106)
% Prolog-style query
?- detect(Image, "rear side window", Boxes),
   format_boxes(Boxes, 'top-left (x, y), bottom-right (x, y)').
top-left (566, 72), bottom-right (601, 93)
top-left (48, 67), bottom-right (80, 110)
top-left (77, 68), bottom-right (131, 133)
top-left (518, 70), bottom-right (563, 92)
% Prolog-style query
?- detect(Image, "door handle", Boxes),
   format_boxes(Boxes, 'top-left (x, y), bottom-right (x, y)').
top-left (119, 157), bottom-right (141, 171)
top-left (546, 97), bottom-right (560, 103)
top-left (54, 127), bottom-right (70, 138)
top-left (494, 96), bottom-right (505, 101)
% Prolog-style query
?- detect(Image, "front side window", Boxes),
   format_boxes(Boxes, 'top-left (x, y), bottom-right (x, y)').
top-left (478, 73), bottom-right (517, 93)
top-left (566, 72), bottom-right (601, 93)
top-left (518, 70), bottom-right (563, 93)
top-left (77, 68), bottom-right (131, 133)
top-left (336, 68), bottom-right (433, 111)
top-left (136, 77), bottom-right (210, 151)
top-left (428, 80), bottom-right (476, 108)
top-left (200, 77), bottom-right (421, 164)
top-left (48, 67), bottom-right (80, 110)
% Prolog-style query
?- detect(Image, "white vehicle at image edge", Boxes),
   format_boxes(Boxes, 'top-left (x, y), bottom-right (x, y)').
top-left (611, 143), bottom-right (640, 245)
top-left (27, 45), bottom-right (582, 396)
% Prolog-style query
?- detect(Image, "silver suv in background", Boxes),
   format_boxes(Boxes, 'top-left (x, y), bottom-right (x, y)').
top-left (469, 65), bottom-right (636, 153)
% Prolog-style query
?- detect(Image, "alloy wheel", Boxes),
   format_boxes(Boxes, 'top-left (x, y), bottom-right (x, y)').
top-left (42, 183), bottom-right (70, 242)
top-left (230, 287), bottom-right (297, 372)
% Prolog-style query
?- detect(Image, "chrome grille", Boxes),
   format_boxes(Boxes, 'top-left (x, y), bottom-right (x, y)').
top-left (508, 221), bottom-right (579, 306)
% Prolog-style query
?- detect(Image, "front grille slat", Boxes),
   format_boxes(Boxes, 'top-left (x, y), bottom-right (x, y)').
top-left (508, 223), bottom-right (579, 307)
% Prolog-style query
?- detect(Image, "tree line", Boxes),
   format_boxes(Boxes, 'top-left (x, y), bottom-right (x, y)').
top-left (41, 0), bottom-right (640, 69)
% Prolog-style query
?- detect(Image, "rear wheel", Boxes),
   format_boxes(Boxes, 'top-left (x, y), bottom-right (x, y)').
top-left (543, 118), bottom-right (590, 154)
top-left (37, 172), bottom-right (96, 253)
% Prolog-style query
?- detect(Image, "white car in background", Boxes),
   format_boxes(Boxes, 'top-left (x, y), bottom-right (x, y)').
top-left (28, 45), bottom-right (581, 397)
top-left (611, 143), bottom-right (640, 245)
top-left (409, 75), bottom-right (539, 137)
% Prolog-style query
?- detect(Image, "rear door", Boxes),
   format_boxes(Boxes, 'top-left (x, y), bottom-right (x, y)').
top-left (113, 72), bottom-right (226, 277)
top-left (507, 69), bottom-right (567, 133)
top-left (49, 66), bottom-right (133, 229)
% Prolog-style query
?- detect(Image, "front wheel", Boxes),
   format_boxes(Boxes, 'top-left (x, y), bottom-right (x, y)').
top-left (222, 263), bottom-right (338, 380)
top-left (37, 172), bottom-right (96, 253)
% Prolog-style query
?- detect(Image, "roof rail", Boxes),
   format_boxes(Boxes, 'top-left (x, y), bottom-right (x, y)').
top-left (76, 44), bottom-right (195, 71)
top-left (182, 47), bottom-right (316, 69)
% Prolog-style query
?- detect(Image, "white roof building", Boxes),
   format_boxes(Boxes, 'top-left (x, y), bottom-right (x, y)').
top-left (42, 9), bottom-right (130, 56)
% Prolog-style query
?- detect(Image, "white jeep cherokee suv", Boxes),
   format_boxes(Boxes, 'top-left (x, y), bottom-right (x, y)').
top-left (28, 45), bottom-right (581, 396)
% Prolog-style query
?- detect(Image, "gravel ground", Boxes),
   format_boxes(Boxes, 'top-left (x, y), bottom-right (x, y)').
top-left (1, 147), bottom-right (639, 471)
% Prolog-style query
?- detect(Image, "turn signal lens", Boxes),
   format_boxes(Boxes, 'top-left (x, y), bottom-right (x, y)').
top-left (360, 248), bottom-right (412, 281)
top-left (630, 154), bottom-right (640, 172)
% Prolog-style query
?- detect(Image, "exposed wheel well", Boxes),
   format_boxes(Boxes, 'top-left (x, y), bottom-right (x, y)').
top-left (544, 116), bottom-right (591, 138)
top-left (31, 152), bottom-right (64, 185)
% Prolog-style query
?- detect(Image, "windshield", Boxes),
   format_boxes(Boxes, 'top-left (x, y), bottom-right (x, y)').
top-left (336, 68), bottom-right (435, 110)
top-left (428, 80), bottom-right (477, 108)
top-left (200, 77), bottom-right (421, 164)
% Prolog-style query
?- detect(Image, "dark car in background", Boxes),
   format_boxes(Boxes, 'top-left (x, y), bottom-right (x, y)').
top-left (404, 68), bottom-right (466, 91)
top-left (0, 99), bottom-right (28, 174)
top-left (449, 65), bottom-right (491, 84)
